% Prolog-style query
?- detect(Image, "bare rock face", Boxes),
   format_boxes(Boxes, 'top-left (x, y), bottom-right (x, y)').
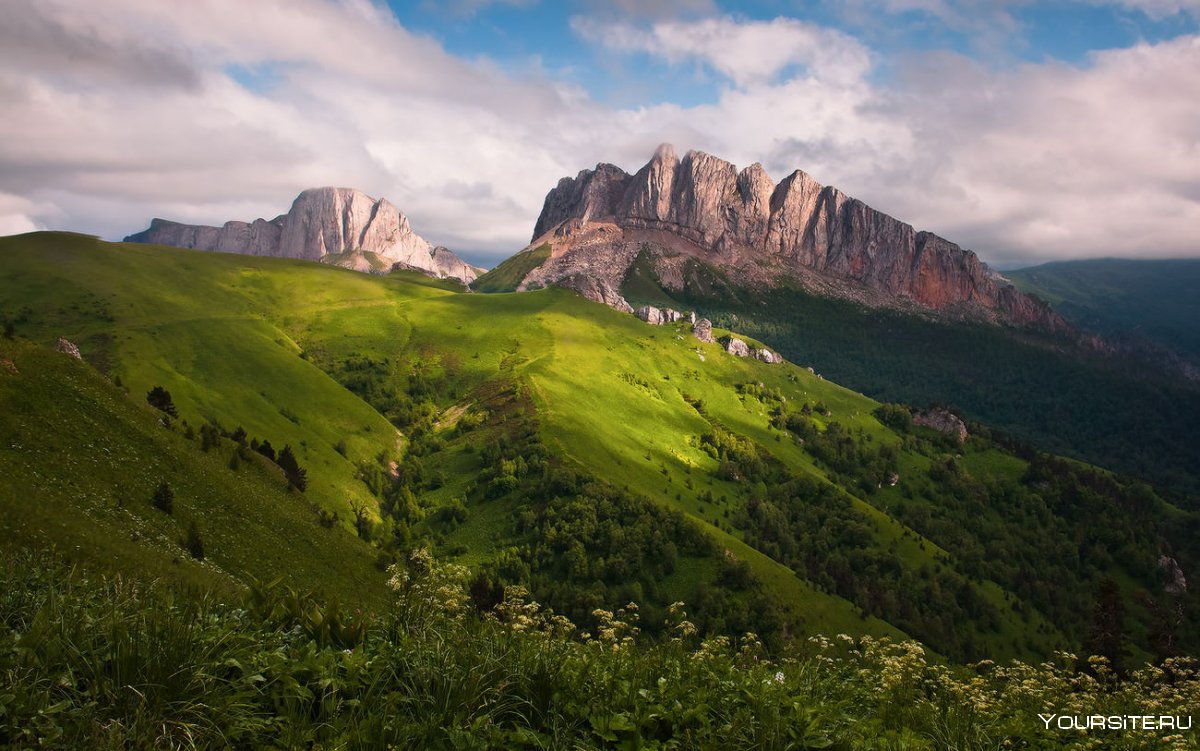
top-left (526, 145), bottom-right (1066, 330)
top-left (913, 408), bottom-right (969, 443)
top-left (753, 348), bottom-right (783, 364)
top-left (54, 337), bottom-right (82, 360)
top-left (126, 188), bottom-right (478, 284)
top-left (724, 337), bottom-right (750, 357)
top-left (693, 318), bottom-right (715, 344)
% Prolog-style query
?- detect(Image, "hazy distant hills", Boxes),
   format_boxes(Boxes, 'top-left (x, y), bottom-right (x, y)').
top-left (1008, 258), bottom-right (1200, 364)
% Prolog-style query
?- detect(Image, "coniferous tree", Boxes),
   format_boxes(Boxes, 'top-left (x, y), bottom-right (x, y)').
top-left (255, 439), bottom-right (276, 462)
top-left (277, 444), bottom-right (308, 492)
top-left (185, 521), bottom-right (205, 560)
top-left (1085, 577), bottom-right (1128, 674)
top-left (146, 386), bottom-right (178, 418)
top-left (152, 481), bottom-right (174, 515)
top-left (199, 423), bottom-right (221, 452)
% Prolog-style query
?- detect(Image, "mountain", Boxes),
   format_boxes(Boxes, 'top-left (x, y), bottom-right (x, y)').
top-left (125, 186), bottom-right (482, 283)
top-left (1007, 258), bottom-right (1200, 367)
top-left (4, 231), bottom-right (1197, 670)
top-left (470, 147), bottom-right (1200, 500)
top-left (488, 144), bottom-right (1063, 330)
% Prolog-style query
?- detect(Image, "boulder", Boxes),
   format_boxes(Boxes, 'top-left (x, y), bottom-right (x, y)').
top-left (752, 348), bottom-right (782, 364)
top-left (1160, 555), bottom-right (1187, 596)
top-left (724, 337), bottom-right (750, 357)
top-left (692, 318), bottom-right (715, 344)
top-left (636, 305), bottom-right (665, 325)
top-left (54, 337), bottom-right (82, 360)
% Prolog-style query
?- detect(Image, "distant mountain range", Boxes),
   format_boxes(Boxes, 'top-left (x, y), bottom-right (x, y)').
top-left (125, 187), bottom-right (481, 283)
top-left (1008, 258), bottom-right (1200, 368)
top-left (479, 144), bottom-right (1064, 330)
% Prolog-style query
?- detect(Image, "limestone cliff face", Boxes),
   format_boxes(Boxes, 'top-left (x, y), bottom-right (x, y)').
top-left (126, 188), bottom-right (478, 284)
top-left (529, 145), bottom-right (1064, 329)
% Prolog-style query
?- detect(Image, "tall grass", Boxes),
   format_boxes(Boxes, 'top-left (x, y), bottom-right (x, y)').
top-left (1, 552), bottom-right (1196, 749)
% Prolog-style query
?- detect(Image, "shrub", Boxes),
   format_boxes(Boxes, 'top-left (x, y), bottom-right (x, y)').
top-left (146, 386), bottom-right (178, 417)
top-left (152, 481), bottom-right (173, 514)
top-left (185, 521), bottom-right (204, 560)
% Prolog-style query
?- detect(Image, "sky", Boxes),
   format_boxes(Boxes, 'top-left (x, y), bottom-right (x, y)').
top-left (0, 1), bottom-right (1197, 269)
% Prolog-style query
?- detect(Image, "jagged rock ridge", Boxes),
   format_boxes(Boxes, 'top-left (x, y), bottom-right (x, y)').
top-left (125, 187), bottom-right (480, 283)
top-left (524, 144), bottom-right (1064, 329)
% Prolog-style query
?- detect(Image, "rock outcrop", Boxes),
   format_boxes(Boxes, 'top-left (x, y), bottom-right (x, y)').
top-left (636, 305), bottom-right (689, 325)
top-left (54, 338), bottom-right (82, 360)
top-left (692, 318), bottom-right (715, 344)
top-left (1159, 555), bottom-right (1187, 596)
top-left (913, 408), bottom-right (969, 443)
top-left (558, 274), bottom-right (632, 313)
top-left (522, 145), bottom-right (1066, 329)
top-left (126, 188), bottom-right (479, 284)
top-left (753, 348), bottom-right (783, 364)
top-left (636, 305), bottom-right (665, 325)
top-left (724, 337), bottom-right (750, 357)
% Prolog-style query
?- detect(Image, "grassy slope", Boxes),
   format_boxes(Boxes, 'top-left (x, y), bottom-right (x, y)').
top-left (636, 268), bottom-right (1200, 503)
top-left (1, 233), bottom-right (898, 642)
top-left (0, 232), bottom-right (1131, 658)
top-left (262, 268), bottom-right (1064, 657)
top-left (0, 233), bottom-right (420, 526)
top-left (0, 338), bottom-right (388, 608)
top-left (1007, 258), bottom-right (1200, 360)
top-left (469, 243), bottom-right (551, 292)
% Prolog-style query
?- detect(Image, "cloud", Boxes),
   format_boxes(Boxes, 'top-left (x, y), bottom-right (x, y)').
top-left (865, 36), bottom-right (1200, 263)
top-left (571, 15), bottom-right (872, 88)
top-left (426, 0), bottom-right (540, 20)
top-left (0, 193), bottom-right (45, 236)
top-left (0, 0), bottom-right (1196, 268)
top-left (1099, 0), bottom-right (1200, 19)
top-left (579, 0), bottom-right (717, 21)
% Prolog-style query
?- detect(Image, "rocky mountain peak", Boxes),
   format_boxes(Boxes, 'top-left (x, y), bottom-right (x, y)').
top-left (525, 146), bottom-right (1066, 330)
top-left (126, 188), bottom-right (479, 283)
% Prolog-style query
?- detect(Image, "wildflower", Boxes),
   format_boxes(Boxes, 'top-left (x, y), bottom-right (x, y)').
top-left (774, 671), bottom-right (785, 684)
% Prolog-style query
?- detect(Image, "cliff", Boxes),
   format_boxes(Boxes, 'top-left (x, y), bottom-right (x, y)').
top-left (525, 145), bottom-right (1064, 329)
top-left (126, 187), bottom-right (479, 283)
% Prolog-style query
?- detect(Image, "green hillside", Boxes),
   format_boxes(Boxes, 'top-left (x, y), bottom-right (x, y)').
top-left (0, 337), bottom-right (388, 607)
top-left (619, 261), bottom-right (1200, 502)
top-left (469, 242), bottom-right (551, 292)
top-left (1007, 257), bottom-right (1200, 361)
top-left (2, 232), bottom-right (1196, 665)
